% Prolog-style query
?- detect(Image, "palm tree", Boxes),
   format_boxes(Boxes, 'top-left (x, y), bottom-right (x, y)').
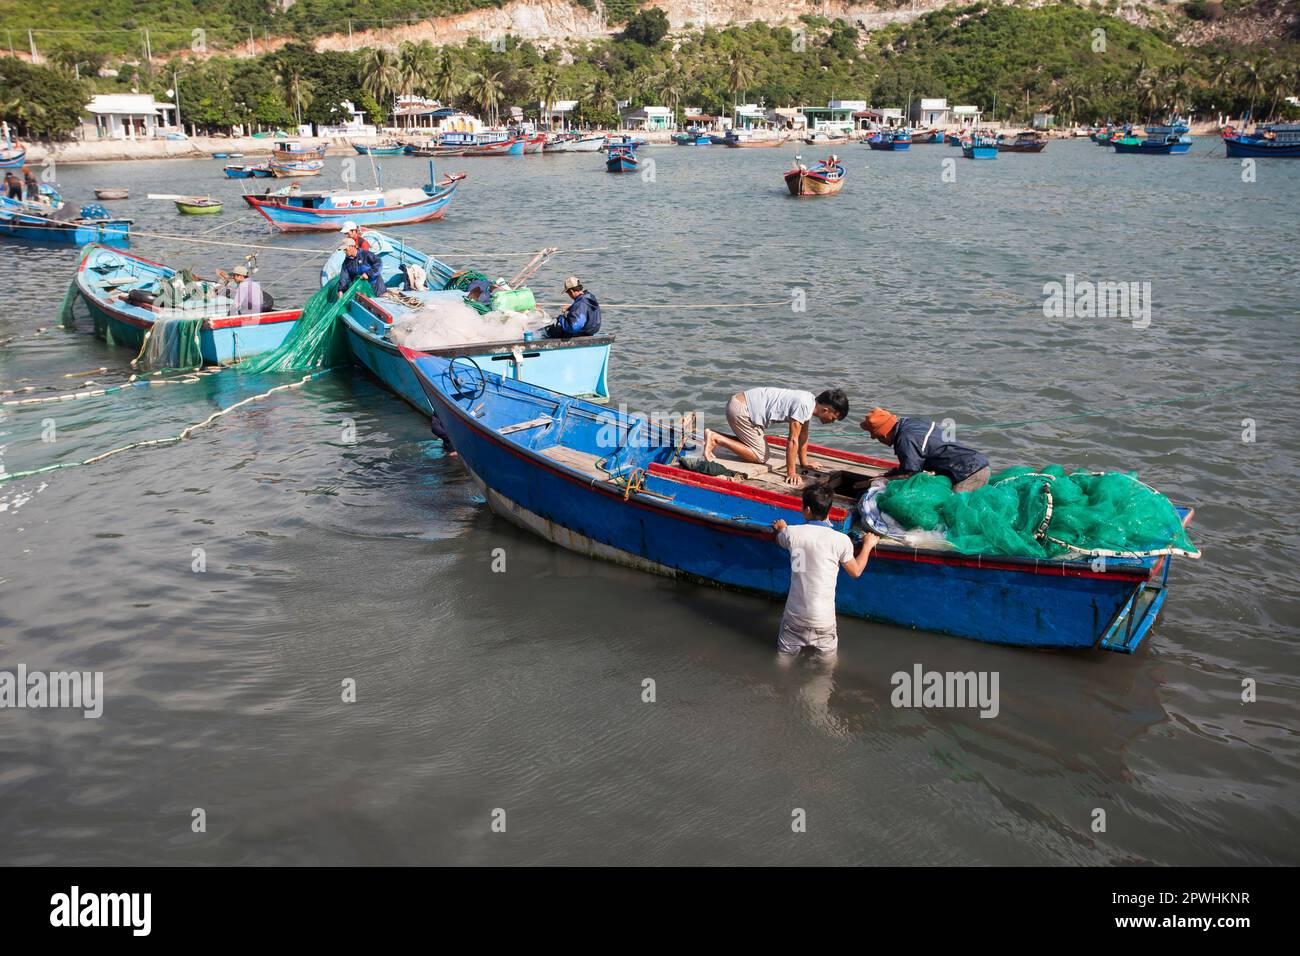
top-left (468, 70), bottom-right (504, 126)
top-left (726, 50), bottom-right (756, 108)
top-left (431, 49), bottom-right (461, 107)
top-left (362, 48), bottom-right (402, 126)
top-left (277, 64), bottom-right (315, 128)
top-left (1237, 60), bottom-right (1266, 124)
top-left (398, 40), bottom-right (437, 99)
top-left (1264, 63), bottom-right (1292, 122)
top-left (581, 74), bottom-right (618, 127)
top-left (533, 68), bottom-right (562, 130)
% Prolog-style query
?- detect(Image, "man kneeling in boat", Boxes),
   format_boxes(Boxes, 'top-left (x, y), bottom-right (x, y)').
top-left (772, 483), bottom-right (877, 657)
top-left (860, 406), bottom-right (990, 492)
top-left (337, 240), bottom-right (386, 299)
top-left (545, 276), bottom-right (601, 338)
top-left (703, 387), bottom-right (849, 487)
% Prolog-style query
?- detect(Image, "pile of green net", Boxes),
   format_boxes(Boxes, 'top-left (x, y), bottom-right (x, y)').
top-left (876, 466), bottom-right (1197, 559)
top-left (237, 278), bottom-right (358, 374)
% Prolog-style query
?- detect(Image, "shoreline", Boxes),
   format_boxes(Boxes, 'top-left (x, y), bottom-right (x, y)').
top-left (23, 122), bottom-right (1229, 164)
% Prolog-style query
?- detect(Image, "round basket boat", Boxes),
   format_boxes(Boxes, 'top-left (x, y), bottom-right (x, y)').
top-left (175, 198), bottom-right (223, 215)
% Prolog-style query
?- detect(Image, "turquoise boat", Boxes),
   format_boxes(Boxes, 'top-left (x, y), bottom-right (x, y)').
top-left (317, 233), bottom-right (612, 415)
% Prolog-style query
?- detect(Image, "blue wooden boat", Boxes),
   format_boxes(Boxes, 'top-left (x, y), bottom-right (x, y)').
top-left (603, 134), bottom-right (646, 151)
top-left (402, 354), bottom-right (1196, 653)
top-left (1112, 119), bottom-right (1191, 155)
top-left (242, 165), bottom-right (465, 232)
top-left (268, 158), bottom-right (325, 177)
top-left (961, 134), bottom-right (999, 159)
top-left (317, 232), bottom-right (612, 415)
top-left (1222, 123), bottom-right (1300, 158)
top-left (866, 129), bottom-right (910, 151)
top-left (353, 141), bottom-right (407, 156)
top-left (0, 198), bottom-right (132, 246)
top-left (71, 244), bottom-right (300, 364)
top-left (672, 128), bottom-right (712, 145)
top-left (223, 164), bottom-right (257, 178)
top-left (605, 147), bottom-right (638, 173)
top-left (0, 145), bottom-right (26, 169)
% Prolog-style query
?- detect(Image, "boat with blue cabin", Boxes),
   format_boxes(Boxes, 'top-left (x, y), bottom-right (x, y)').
top-left (242, 164), bottom-right (465, 232)
top-left (70, 244), bottom-right (300, 364)
top-left (961, 133), bottom-right (999, 159)
top-left (317, 232), bottom-right (612, 415)
top-left (1111, 119), bottom-right (1191, 155)
top-left (605, 147), bottom-right (639, 173)
top-left (1222, 122), bottom-right (1300, 158)
top-left (866, 129), bottom-right (911, 151)
top-left (672, 128), bottom-right (713, 145)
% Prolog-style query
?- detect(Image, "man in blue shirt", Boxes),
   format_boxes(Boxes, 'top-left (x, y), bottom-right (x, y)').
top-left (861, 406), bottom-right (991, 492)
top-left (336, 240), bottom-right (386, 298)
top-left (545, 276), bottom-right (601, 338)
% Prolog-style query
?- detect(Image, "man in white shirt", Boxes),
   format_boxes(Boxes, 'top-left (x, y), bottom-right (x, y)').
top-left (703, 386), bottom-right (849, 486)
top-left (772, 483), bottom-right (878, 655)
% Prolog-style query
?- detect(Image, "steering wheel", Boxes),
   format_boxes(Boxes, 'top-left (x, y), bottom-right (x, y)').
top-left (448, 355), bottom-right (485, 400)
top-left (89, 250), bottom-right (124, 272)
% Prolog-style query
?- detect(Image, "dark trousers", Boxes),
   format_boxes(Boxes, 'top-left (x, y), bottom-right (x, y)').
top-left (430, 411), bottom-right (454, 451)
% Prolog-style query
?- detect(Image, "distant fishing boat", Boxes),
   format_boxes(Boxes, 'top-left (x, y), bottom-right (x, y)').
top-left (352, 140), bottom-right (407, 156)
top-left (603, 134), bottom-right (647, 151)
top-left (723, 129), bottom-right (789, 148)
top-left (996, 130), bottom-right (1049, 153)
top-left (672, 128), bottom-right (712, 146)
top-left (605, 147), bottom-right (638, 173)
top-left (401, 354), bottom-right (1197, 653)
top-left (223, 164), bottom-right (262, 178)
top-left (0, 146), bottom-right (26, 169)
top-left (272, 141), bottom-right (329, 160)
top-left (316, 232), bottom-right (612, 415)
top-left (911, 128), bottom-right (944, 144)
top-left (268, 158), bottom-right (325, 177)
top-left (0, 198), bottom-right (131, 246)
top-left (94, 188), bottom-right (129, 200)
top-left (175, 197), bottom-right (223, 215)
top-left (71, 244), bottom-right (299, 365)
top-left (1222, 122), bottom-right (1300, 158)
top-left (243, 165), bottom-right (465, 232)
top-left (521, 133), bottom-right (547, 154)
top-left (543, 133), bottom-right (606, 153)
top-left (866, 129), bottom-right (911, 151)
top-left (1111, 119), bottom-right (1191, 155)
top-left (784, 155), bottom-right (846, 196)
top-left (962, 133), bottom-right (999, 159)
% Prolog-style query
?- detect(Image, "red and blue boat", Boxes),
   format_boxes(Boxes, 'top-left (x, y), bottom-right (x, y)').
top-left (317, 233), bottom-right (612, 415)
top-left (401, 354), bottom-right (1197, 652)
top-left (242, 164), bottom-right (465, 232)
top-left (1222, 122), bottom-right (1300, 158)
top-left (605, 147), bottom-right (638, 173)
top-left (866, 129), bottom-right (911, 151)
top-left (70, 244), bottom-right (300, 364)
top-left (961, 133), bottom-right (998, 159)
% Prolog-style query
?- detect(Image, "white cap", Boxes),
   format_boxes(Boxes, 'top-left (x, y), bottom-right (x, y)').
top-left (233, 265), bottom-right (249, 277)
top-left (563, 275), bottom-right (582, 291)
top-left (339, 220), bottom-right (359, 233)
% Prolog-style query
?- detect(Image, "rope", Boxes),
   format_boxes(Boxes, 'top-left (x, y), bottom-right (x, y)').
top-left (2, 368), bottom-right (223, 406)
top-left (0, 368), bottom-right (336, 482)
top-left (536, 300), bottom-right (791, 310)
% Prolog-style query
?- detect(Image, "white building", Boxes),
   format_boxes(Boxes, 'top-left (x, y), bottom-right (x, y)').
top-left (621, 105), bottom-right (675, 131)
top-left (952, 105), bottom-right (983, 128)
top-left (539, 99), bottom-right (579, 129)
top-left (83, 94), bottom-right (177, 139)
top-left (911, 98), bottom-right (951, 127)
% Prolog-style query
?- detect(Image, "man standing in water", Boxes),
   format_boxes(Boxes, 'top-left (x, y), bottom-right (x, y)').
top-left (772, 484), bottom-right (877, 656)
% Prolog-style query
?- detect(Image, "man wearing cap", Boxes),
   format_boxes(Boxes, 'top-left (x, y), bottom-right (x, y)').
top-left (860, 407), bottom-right (990, 492)
top-left (545, 276), bottom-right (601, 339)
top-left (217, 264), bottom-right (265, 315)
top-left (338, 220), bottom-right (374, 255)
top-left (336, 239), bottom-right (386, 298)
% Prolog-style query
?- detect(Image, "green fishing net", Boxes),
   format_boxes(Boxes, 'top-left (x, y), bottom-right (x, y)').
top-left (876, 466), bottom-right (1197, 559)
top-left (138, 316), bottom-right (202, 372)
top-left (237, 278), bottom-right (358, 374)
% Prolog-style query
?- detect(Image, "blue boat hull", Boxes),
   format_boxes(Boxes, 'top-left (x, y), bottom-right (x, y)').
top-left (405, 356), bottom-right (1186, 651)
top-left (0, 216), bottom-right (131, 246)
top-left (1224, 138), bottom-right (1300, 158)
top-left (605, 155), bottom-right (638, 173)
top-left (244, 178), bottom-right (461, 232)
top-left (962, 145), bottom-right (998, 159)
top-left (1112, 140), bottom-right (1191, 155)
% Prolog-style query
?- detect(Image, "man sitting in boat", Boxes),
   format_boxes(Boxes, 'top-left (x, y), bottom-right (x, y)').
top-left (544, 276), bottom-right (601, 339)
top-left (703, 387), bottom-right (850, 487)
top-left (860, 406), bottom-right (990, 492)
top-left (4, 171), bottom-right (21, 200)
top-left (336, 240), bottom-right (387, 298)
top-left (771, 483), bottom-right (877, 657)
top-left (217, 264), bottom-right (265, 315)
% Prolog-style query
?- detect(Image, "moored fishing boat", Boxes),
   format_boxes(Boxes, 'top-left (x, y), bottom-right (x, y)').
top-left (402, 355), bottom-right (1198, 653)
top-left (605, 146), bottom-right (638, 173)
top-left (723, 129), bottom-right (789, 148)
top-left (672, 128), bottom-right (712, 145)
top-left (69, 243), bottom-right (299, 364)
top-left (544, 133), bottom-right (606, 153)
top-left (866, 129), bottom-right (911, 151)
top-left (94, 188), bottom-right (129, 200)
top-left (272, 140), bottom-right (329, 161)
top-left (911, 128), bottom-right (944, 144)
top-left (996, 130), bottom-right (1049, 152)
top-left (0, 199), bottom-right (132, 246)
top-left (1222, 122), bottom-right (1300, 158)
top-left (604, 134), bottom-right (647, 151)
top-left (317, 232), bottom-right (612, 415)
top-left (961, 133), bottom-right (999, 159)
top-left (242, 166), bottom-right (465, 231)
top-left (223, 164), bottom-right (260, 178)
top-left (268, 158), bottom-right (325, 177)
top-left (0, 145), bottom-right (26, 169)
top-left (784, 155), bottom-right (846, 196)
top-left (352, 140), bottom-right (407, 156)
top-left (1111, 119), bottom-right (1191, 155)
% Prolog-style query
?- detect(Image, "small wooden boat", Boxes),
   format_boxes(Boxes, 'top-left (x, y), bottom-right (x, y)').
top-left (672, 128), bottom-right (712, 146)
top-left (242, 165), bottom-right (465, 232)
top-left (0, 145), bottom-right (27, 170)
top-left (521, 133), bottom-right (547, 154)
top-left (175, 197), bottom-right (223, 215)
top-left (996, 130), bottom-right (1048, 153)
top-left (223, 164), bottom-right (257, 178)
top-left (316, 232), bottom-right (612, 415)
top-left (866, 129), bottom-right (911, 151)
top-left (605, 147), bottom-right (639, 173)
top-left (352, 141), bottom-right (407, 156)
top-left (272, 141), bottom-right (329, 160)
top-left (0, 198), bottom-right (131, 246)
top-left (269, 159), bottom-right (325, 177)
top-left (723, 130), bottom-right (789, 148)
top-left (543, 133), bottom-right (606, 153)
top-left (1222, 122), bottom-right (1300, 158)
top-left (402, 354), bottom-right (1197, 652)
top-left (71, 244), bottom-right (299, 365)
top-left (911, 128), bottom-right (944, 144)
top-left (94, 188), bottom-right (130, 200)
top-left (784, 155), bottom-right (845, 196)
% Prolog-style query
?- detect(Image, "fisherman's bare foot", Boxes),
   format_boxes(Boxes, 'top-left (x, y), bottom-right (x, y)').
top-left (702, 429), bottom-right (718, 462)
